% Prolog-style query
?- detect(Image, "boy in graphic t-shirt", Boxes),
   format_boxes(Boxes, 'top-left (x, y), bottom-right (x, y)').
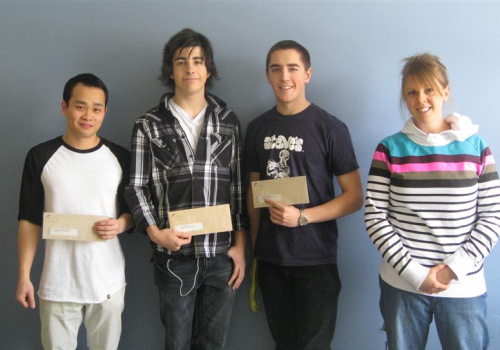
top-left (245, 40), bottom-right (363, 349)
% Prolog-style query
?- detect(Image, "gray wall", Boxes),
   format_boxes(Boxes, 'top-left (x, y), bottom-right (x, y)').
top-left (2, 1), bottom-right (500, 349)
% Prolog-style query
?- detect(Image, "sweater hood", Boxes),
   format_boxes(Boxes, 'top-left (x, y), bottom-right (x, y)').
top-left (401, 113), bottom-right (479, 146)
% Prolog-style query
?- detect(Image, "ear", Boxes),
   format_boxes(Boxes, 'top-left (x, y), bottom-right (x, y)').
top-left (443, 85), bottom-right (450, 102)
top-left (61, 100), bottom-right (68, 114)
top-left (305, 67), bottom-right (312, 84)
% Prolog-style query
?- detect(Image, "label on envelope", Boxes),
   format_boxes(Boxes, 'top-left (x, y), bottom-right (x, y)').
top-left (168, 204), bottom-right (233, 236)
top-left (175, 223), bottom-right (204, 232)
top-left (49, 228), bottom-right (78, 237)
top-left (43, 212), bottom-right (108, 242)
top-left (251, 176), bottom-right (309, 208)
top-left (257, 194), bottom-right (282, 204)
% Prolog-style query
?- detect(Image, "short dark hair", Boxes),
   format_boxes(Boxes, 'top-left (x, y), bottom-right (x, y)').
top-left (159, 28), bottom-right (219, 89)
top-left (266, 40), bottom-right (311, 71)
top-left (63, 73), bottom-right (109, 106)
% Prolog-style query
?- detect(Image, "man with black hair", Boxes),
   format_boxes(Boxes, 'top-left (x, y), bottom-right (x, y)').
top-left (125, 28), bottom-right (245, 349)
top-left (16, 73), bottom-right (133, 349)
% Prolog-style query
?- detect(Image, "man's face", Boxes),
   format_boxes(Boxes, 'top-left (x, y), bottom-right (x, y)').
top-left (170, 46), bottom-right (210, 96)
top-left (61, 83), bottom-right (107, 142)
top-left (266, 49), bottom-right (311, 109)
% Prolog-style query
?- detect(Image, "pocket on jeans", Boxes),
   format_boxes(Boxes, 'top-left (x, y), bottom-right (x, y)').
top-left (153, 259), bottom-right (171, 288)
top-left (153, 256), bottom-right (173, 275)
top-left (154, 257), bottom-right (196, 288)
top-left (212, 254), bottom-right (234, 283)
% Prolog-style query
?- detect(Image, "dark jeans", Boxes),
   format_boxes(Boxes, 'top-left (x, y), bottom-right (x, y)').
top-left (153, 253), bottom-right (236, 350)
top-left (258, 261), bottom-right (342, 350)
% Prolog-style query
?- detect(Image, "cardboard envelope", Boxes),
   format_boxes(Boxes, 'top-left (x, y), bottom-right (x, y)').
top-left (168, 204), bottom-right (233, 236)
top-left (42, 212), bottom-right (108, 242)
top-left (251, 176), bottom-right (310, 208)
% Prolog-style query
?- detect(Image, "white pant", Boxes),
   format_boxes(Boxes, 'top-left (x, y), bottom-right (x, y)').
top-left (39, 286), bottom-right (125, 350)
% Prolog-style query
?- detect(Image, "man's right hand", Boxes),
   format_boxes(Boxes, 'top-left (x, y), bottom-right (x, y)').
top-left (16, 278), bottom-right (36, 309)
top-left (147, 226), bottom-right (192, 251)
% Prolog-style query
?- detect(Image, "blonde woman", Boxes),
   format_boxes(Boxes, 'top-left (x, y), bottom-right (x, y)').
top-left (365, 53), bottom-right (500, 349)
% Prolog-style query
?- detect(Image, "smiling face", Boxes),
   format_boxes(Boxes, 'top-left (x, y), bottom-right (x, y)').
top-left (403, 75), bottom-right (450, 133)
top-left (170, 46), bottom-right (210, 98)
top-left (61, 83), bottom-right (107, 148)
top-left (266, 49), bottom-right (312, 115)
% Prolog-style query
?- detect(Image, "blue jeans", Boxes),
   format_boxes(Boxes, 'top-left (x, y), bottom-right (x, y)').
top-left (258, 261), bottom-right (342, 350)
top-left (379, 277), bottom-right (488, 350)
top-left (153, 252), bottom-right (236, 350)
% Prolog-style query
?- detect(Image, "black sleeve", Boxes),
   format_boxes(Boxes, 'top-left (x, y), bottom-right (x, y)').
top-left (18, 139), bottom-right (61, 225)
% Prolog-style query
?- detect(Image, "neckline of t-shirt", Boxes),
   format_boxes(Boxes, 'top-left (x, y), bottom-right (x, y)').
top-left (59, 136), bottom-right (105, 154)
top-left (275, 103), bottom-right (314, 119)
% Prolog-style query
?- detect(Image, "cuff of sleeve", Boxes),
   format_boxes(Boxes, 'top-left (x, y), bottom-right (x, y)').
top-left (18, 214), bottom-right (43, 227)
top-left (400, 260), bottom-right (430, 290)
top-left (136, 216), bottom-right (158, 236)
top-left (443, 247), bottom-right (474, 281)
top-left (232, 214), bottom-right (244, 231)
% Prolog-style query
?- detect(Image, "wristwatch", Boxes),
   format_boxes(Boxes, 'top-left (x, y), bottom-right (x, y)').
top-left (298, 208), bottom-right (309, 226)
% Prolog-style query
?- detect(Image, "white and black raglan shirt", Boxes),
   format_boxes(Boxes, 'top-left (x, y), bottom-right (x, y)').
top-left (18, 136), bottom-right (130, 303)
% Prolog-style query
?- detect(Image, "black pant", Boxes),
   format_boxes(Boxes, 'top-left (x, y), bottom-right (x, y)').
top-left (258, 261), bottom-right (342, 350)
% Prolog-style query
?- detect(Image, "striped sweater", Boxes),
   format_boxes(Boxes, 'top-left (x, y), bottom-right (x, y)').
top-left (365, 114), bottom-right (500, 297)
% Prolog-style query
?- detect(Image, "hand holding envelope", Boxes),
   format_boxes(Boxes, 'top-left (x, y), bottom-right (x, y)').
top-left (168, 204), bottom-right (233, 236)
top-left (93, 218), bottom-right (126, 240)
top-left (43, 212), bottom-right (108, 242)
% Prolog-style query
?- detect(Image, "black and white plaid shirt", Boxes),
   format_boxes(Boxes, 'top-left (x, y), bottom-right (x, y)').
top-left (125, 93), bottom-right (244, 258)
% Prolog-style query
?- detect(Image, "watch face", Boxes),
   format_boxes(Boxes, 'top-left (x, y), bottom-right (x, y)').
top-left (299, 212), bottom-right (308, 226)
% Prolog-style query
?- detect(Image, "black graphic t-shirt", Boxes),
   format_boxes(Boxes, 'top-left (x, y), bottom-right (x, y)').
top-left (244, 104), bottom-right (359, 266)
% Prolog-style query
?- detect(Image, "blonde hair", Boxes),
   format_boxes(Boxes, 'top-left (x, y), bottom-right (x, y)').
top-left (400, 53), bottom-right (450, 115)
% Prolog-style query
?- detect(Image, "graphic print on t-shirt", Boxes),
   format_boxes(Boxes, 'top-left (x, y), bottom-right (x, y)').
top-left (263, 134), bottom-right (304, 179)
